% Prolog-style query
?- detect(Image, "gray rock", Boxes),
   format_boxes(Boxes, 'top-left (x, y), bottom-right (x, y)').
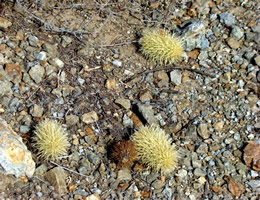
top-left (19, 125), bottom-right (30, 134)
top-left (176, 169), bottom-right (187, 178)
top-left (77, 46), bottom-right (94, 56)
top-left (35, 51), bottom-right (47, 60)
top-left (112, 60), bottom-right (122, 67)
top-left (34, 164), bottom-right (48, 177)
top-left (45, 167), bottom-right (67, 194)
top-left (251, 25), bottom-right (260, 33)
top-left (170, 70), bottom-right (182, 86)
top-left (230, 26), bottom-right (244, 40)
top-left (196, 142), bottom-right (208, 154)
top-left (28, 35), bottom-right (39, 47)
top-left (219, 13), bottom-right (235, 27)
top-left (42, 42), bottom-right (59, 58)
top-left (0, 118), bottom-right (35, 177)
top-left (61, 36), bottom-right (73, 47)
top-left (184, 35), bottom-right (209, 51)
top-left (87, 152), bottom-right (100, 166)
top-left (65, 114), bottom-right (79, 126)
top-left (137, 103), bottom-right (158, 125)
top-left (29, 65), bottom-right (45, 83)
top-left (182, 20), bottom-right (210, 51)
top-left (49, 57), bottom-right (64, 68)
top-left (194, 168), bottom-right (206, 177)
top-left (247, 180), bottom-right (260, 193)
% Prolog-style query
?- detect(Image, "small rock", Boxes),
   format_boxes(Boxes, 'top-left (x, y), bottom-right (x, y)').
top-left (87, 152), bottom-right (100, 166)
top-left (29, 65), bottom-right (45, 83)
top-left (0, 118), bottom-right (35, 177)
top-left (105, 79), bottom-right (118, 90)
top-left (82, 111), bottom-right (99, 124)
top-left (243, 142), bottom-right (260, 171)
top-left (112, 60), bottom-right (122, 67)
top-left (139, 90), bottom-right (153, 102)
top-left (61, 36), bottom-right (73, 47)
top-left (137, 103), bottom-right (158, 125)
top-left (154, 70), bottom-right (169, 87)
top-left (28, 35), bottom-right (39, 47)
top-left (77, 46), bottom-right (94, 56)
top-left (170, 70), bottom-right (182, 86)
top-left (42, 43), bottom-right (59, 58)
top-left (213, 121), bottom-right (224, 132)
top-left (197, 123), bottom-right (209, 139)
top-left (117, 169), bottom-right (132, 181)
top-left (4, 63), bottom-right (22, 84)
top-left (30, 104), bottom-right (44, 118)
top-left (45, 167), bottom-right (67, 194)
top-left (224, 176), bottom-right (245, 198)
top-left (254, 55), bottom-right (260, 66)
top-left (49, 57), bottom-right (64, 68)
top-left (219, 13), bottom-right (235, 27)
top-left (196, 143), bottom-right (208, 154)
top-left (86, 194), bottom-right (101, 200)
top-left (115, 98), bottom-right (131, 109)
top-left (65, 114), bottom-right (79, 126)
top-left (176, 169), bottom-right (187, 178)
top-left (226, 38), bottom-right (240, 49)
top-left (248, 180), bottom-right (260, 193)
top-left (194, 168), bottom-right (206, 177)
top-left (230, 26), bottom-right (244, 40)
top-left (0, 17), bottom-right (12, 29)
top-left (35, 51), bottom-right (47, 61)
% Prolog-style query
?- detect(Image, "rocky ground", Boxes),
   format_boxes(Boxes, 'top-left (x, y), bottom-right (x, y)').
top-left (0, 0), bottom-right (259, 199)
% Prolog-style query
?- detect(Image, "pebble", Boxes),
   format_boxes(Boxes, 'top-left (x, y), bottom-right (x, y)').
top-left (28, 35), bottom-right (39, 47)
top-left (44, 167), bottom-right (67, 194)
top-left (194, 168), bottom-right (206, 177)
top-left (82, 111), bottom-right (99, 124)
top-left (0, 118), bottom-right (35, 177)
top-left (137, 103), bottom-right (158, 125)
top-left (87, 151), bottom-right (101, 166)
top-left (65, 114), bottom-right (79, 126)
top-left (117, 169), bottom-right (132, 181)
top-left (35, 51), bottom-right (47, 60)
top-left (61, 35), bottom-right (73, 47)
top-left (0, 17), bottom-right (12, 29)
top-left (213, 121), bottom-right (224, 132)
top-left (197, 123), bottom-right (209, 139)
top-left (196, 143), bottom-right (208, 154)
top-left (30, 104), bottom-right (44, 118)
top-left (42, 42), bottom-right (59, 57)
top-left (226, 38), bottom-right (240, 49)
top-left (219, 13), bottom-right (235, 27)
top-left (176, 169), bottom-right (187, 178)
top-left (170, 70), bottom-right (182, 86)
top-left (139, 90), bottom-right (153, 102)
top-left (29, 65), bottom-right (45, 83)
top-left (247, 180), bottom-right (260, 193)
top-left (77, 46), bottom-right (94, 56)
top-left (115, 98), bottom-right (131, 109)
top-left (230, 26), bottom-right (244, 40)
top-left (254, 55), bottom-right (260, 66)
top-left (86, 194), bottom-right (101, 200)
top-left (49, 57), bottom-right (64, 68)
top-left (112, 60), bottom-right (122, 67)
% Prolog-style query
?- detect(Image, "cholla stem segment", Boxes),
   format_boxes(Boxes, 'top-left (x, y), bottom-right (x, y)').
top-left (131, 125), bottom-right (178, 174)
top-left (33, 119), bottom-right (70, 160)
top-left (139, 29), bottom-right (183, 65)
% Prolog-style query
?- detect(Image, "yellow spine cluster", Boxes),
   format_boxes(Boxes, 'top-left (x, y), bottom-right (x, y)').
top-left (131, 125), bottom-right (178, 174)
top-left (139, 29), bottom-right (183, 65)
top-left (33, 119), bottom-right (70, 160)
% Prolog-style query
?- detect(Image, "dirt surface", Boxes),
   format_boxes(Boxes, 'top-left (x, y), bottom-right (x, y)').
top-left (0, 0), bottom-right (259, 199)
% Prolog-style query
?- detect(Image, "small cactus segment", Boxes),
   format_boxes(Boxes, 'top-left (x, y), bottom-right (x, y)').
top-left (33, 119), bottom-right (70, 160)
top-left (139, 29), bottom-right (183, 65)
top-left (131, 125), bottom-right (178, 174)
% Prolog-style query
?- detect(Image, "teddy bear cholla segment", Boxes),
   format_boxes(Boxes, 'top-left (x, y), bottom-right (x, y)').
top-left (131, 125), bottom-right (178, 174)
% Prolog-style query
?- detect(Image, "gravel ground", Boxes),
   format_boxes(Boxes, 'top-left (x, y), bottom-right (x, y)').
top-left (0, 0), bottom-right (259, 200)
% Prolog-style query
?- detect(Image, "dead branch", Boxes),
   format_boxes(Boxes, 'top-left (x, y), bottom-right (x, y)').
top-left (123, 66), bottom-right (217, 83)
top-left (15, 0), bottom-right (87, 42)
